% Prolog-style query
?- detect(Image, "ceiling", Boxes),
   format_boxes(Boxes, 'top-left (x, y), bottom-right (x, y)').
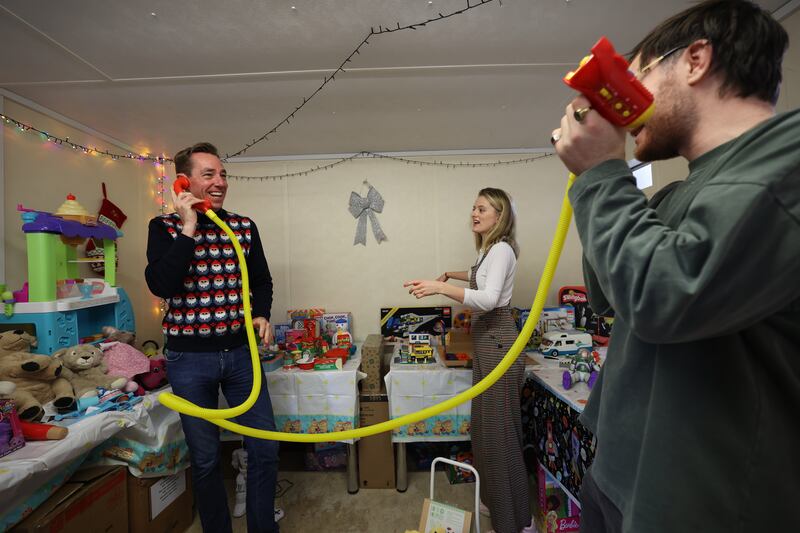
top-left (0, 0), bottom-right (795, 159)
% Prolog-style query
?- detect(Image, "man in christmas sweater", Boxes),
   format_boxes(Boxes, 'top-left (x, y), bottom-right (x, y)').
top-left (145, 142), bottom-right (280, 533)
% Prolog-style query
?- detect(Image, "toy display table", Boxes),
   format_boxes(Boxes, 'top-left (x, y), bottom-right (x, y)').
top-left (263, 353), bottom-right (365, 493)
top-left (522, 351), bottom-right (603, 501)
top-left (385, 352), bottom-right (472, 491)
top-left (0, 390), bottom-right (184, 531)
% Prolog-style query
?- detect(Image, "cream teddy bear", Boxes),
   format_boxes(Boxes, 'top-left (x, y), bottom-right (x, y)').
top-left (53, 344), bottom-right (128, 398)
top-left (0, 351), bottom-right (75, 420)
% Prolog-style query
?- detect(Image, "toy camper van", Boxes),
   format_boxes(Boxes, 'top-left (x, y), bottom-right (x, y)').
top-left (538, 330), bottom-right (593, 358)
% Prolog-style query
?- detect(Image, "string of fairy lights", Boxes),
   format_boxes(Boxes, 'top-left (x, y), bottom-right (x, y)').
top-left (225, 151), bottom-right (554, 180)
top-left (0, 113), bottom-right (170, 163)
top-left (223, 0), bottom-right (499, 159)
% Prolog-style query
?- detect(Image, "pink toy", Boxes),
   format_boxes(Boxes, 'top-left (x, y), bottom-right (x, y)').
top-left (103, 343), bottom-right (150, 395)
top-left (135, 358), bottom-right (168, 391)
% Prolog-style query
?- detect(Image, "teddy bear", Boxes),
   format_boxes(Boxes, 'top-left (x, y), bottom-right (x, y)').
top-left (53, 344), bottom-right (128, 398)
top-left (0, 351), bottom-right (75, 420)
top-left (101, 326), bottom-right (136, 345)
top-left (0, 330), bottom-right (37, 356)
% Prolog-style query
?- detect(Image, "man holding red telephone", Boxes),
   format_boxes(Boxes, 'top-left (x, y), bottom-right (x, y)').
top-left (145, 142), bottom-right (281, 532)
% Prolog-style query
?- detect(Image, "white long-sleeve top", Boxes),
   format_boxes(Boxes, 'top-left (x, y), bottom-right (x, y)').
top-left (462, 241), bottom-right (516, 312)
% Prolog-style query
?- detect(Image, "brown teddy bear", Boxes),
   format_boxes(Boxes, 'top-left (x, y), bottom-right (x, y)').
top-left (101, 326), bottom-right (136, 345)
top-left (53, 344), bottom-right (128, 398)
top-left (0, 351), bottom-right (75, 420)
top-left (0, 330), bottom-right (37, 355)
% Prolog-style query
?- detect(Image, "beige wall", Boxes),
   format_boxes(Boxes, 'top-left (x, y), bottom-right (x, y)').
top-left (3, 100), bottom-right (165, 346)
top-left (222, 154), bottom-right (586, 339)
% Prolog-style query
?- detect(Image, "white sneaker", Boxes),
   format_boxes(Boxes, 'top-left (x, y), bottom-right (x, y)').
top-left (519, 517), bottom-right (538, 533)
top-left (479, 500), bottom-right (491, 516)
top-left (232, 472), bottom-right (247, 518)
top-left (275, 507), bottom-right (285, 522)
top-left (232, 497), bottom-right (246, 518)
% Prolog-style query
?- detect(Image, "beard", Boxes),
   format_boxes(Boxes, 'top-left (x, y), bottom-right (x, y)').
top-left (634, 76), bottom-right (698, 162)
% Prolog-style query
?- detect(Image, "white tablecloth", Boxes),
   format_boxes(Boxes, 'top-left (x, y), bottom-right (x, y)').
top-left (0, 390), bottom-right (183, 531)
top-left (265, 354), bottom-right (365, 442)
top-left (524, 349), bottom-right (606, 413)
top-left (385, 352), bottom-right (472, 442)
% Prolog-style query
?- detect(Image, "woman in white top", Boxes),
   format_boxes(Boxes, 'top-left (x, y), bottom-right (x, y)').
top-left (404, 188), bottom-right (533, 533)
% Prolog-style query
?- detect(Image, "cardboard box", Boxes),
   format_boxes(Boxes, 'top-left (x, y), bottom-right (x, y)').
top-left (12, 466), bottom-right (127, 532)
top-left (128, 468), bottom-right (194, 533)
top-left (418, 498), bottom-right (472, 533)
top-left (440, 330), bottom-right (473, 368)
top-left (358, 393), bottom-right (395, 489)
top-left (380, 306), bottom-right (452, 340)
top-left (360, 334), bottom-right (384, 394)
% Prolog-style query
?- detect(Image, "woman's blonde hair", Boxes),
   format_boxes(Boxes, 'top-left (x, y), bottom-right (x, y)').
top-left (473, 187), bottom-right (519, 258)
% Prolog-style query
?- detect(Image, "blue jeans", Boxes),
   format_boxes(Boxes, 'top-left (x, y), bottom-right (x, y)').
top-left (165, 346), bottom-right (280, 533)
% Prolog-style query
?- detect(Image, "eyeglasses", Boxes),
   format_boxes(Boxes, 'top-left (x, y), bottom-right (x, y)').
top-left (635, 45), bottom-right (688, 81)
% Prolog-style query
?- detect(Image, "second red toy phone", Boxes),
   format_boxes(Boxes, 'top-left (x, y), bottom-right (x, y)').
top-left (563, 36), bottom-right (655, 129)
top-left (173, 176), bottom-right (212, 212)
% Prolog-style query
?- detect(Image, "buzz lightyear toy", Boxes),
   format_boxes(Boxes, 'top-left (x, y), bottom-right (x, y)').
top-left (562, 345), bottom-right (601, 390)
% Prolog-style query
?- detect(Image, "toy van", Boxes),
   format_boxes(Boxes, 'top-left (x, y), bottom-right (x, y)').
top-left (538, 330), bottom-right (593, 358)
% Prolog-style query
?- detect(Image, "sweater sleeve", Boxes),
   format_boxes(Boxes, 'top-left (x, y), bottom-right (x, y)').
top-left (569, 158), bottom-right (800, 344)
top-left (245, 220), bottom-right (273, 321)
top-left (144, 218), bottom-right (195, 299)
top-left (463, 244), bottom-right (515, 311)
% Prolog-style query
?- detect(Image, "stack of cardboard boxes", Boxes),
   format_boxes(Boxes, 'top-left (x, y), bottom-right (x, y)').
top-left (358, 333), bottom-right (395, 489)
top-left (12, 467), bottom-right (194, 533)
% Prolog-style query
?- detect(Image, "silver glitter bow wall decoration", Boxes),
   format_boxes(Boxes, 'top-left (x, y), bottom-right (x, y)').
top-left (349, 181), bottom-right (387, 246)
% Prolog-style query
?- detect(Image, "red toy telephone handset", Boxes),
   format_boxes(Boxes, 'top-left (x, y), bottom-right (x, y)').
top-left (563, 36), bottom-right (655, 129)
top-left (173, 176), bottom-right (212, 212)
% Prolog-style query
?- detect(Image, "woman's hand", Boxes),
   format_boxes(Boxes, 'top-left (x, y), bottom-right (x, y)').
top-left (436, 272), bottom-right (449, 282)
top-left (403, 279), bottom-right (443, 299)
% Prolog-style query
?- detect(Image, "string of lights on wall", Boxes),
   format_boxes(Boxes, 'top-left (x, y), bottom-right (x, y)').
top-left (223, 0), bottom-right (499, 159)
top-left (226, 150), bottom-right (553, 180)
top-left (2, 111), bottom-right (554, 180)
top-left (0, 113), bottom-right (171, 163)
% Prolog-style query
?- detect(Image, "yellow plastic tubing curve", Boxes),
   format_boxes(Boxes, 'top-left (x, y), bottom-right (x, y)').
top-left (159, 173), bottom-right (577, 442)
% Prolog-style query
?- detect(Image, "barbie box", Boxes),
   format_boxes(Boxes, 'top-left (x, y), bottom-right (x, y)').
top-left (535, 462), bottom-right (581, 533)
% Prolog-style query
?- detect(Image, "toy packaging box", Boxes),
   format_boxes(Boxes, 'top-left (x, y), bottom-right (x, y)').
top-left (321, 312), bottom-right (353, 340)
top-left (440, 330), bottom-right (473, 368)
top-left (534, 461), bottom-right (581, 533)
top-left (445, 450), bottom-right (476, 484)
top-left (273, 323), bottom-right (290, 345)
top-left (418, 498), bottom-right (472, 533)
top-left (0, 399), bottom-right (25, 458)
top-left (558, 285), bottom-right (614, 345)
top-left (380, 306), bottom-right (451, 341)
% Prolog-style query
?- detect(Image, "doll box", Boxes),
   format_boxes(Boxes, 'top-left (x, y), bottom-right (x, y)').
top-left (534, 461), bottom-right (581, 533)
top-left (0, 399), bottom-right (25, 458)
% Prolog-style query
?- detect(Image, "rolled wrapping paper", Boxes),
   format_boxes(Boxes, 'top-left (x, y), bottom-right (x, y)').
top-left (20, 421), bottom-right (69, 440)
